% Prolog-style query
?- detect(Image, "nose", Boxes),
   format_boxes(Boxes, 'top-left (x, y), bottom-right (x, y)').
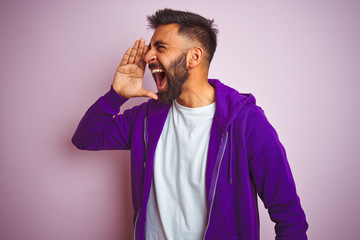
top-left (144, 48), bottom-right (157, 64)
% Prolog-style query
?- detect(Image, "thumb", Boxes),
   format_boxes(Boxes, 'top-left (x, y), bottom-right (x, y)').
top-left (139, 88), bottom-right (158, 100)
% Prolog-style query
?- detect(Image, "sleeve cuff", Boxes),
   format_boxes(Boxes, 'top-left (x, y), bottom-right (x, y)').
top-left (98, 85), bottom-right (128, 114)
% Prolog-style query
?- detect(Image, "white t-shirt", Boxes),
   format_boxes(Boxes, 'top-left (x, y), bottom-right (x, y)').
top-left (145, 100), bottom-right (216, 240)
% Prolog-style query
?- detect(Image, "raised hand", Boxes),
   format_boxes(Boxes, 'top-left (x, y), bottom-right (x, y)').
top-left (112, 38), bottom-right (158, 100)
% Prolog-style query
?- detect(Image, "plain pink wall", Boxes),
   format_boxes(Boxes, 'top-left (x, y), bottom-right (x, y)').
top-left (1, 0), bottom-right (359, 239)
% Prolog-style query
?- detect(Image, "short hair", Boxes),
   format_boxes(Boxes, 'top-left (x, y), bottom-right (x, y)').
top-left (147, 8), bottom-right (218, 64)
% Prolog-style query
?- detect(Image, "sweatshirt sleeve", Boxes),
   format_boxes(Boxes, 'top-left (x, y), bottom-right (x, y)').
top-left (71, 86), bottom-right (138, 151)
top-left (245, 105), bottom-right (308, 240)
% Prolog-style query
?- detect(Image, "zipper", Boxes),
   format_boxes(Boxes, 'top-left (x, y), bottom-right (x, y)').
top-left (143, 117), bottom-right (148, 168)
top-left (134, 117), bottom-right (148, 240)
top-left (202, 131), bottom-right (228, 240)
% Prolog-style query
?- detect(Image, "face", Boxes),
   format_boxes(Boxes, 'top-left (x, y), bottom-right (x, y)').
top-left (144, 24), bottom-right (193, 103)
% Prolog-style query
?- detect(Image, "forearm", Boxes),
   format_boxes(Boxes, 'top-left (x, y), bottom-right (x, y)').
top-left (71, 86), bottom-right (129, 150)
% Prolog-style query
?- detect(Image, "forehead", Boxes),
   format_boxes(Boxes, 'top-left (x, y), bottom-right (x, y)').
top-left (149, 23), bottom-right (192, 47)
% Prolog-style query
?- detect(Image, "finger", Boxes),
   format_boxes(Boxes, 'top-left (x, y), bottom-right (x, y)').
top-left (139, 44), bottom-right (149, 71)
top-left (134, 38), bottom-right (145, 66)
top-left (120, 48), bottom-right (132, 66)
top-left (128, 40), bottom-right (139, 64)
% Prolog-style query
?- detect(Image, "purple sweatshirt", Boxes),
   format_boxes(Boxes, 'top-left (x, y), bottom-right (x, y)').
top-left (72, 79), bottom-right (308, 240)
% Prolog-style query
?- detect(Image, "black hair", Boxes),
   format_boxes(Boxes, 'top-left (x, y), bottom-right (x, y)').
top-left (147, 8), bottom-right (218, 64)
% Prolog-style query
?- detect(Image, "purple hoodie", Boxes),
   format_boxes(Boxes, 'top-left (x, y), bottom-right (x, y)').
top-left (72, 79), bottom-right (308, 240)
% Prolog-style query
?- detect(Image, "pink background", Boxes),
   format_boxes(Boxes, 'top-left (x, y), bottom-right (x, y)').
top-left (1, 0), bottom-right (359, 239)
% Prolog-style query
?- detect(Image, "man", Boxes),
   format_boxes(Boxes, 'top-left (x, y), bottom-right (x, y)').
top-left (72, 8), bottom-right (308, 240)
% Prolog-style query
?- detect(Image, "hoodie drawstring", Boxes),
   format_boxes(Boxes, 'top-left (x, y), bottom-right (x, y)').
top-left (228, 124), bottom-right (233, 184)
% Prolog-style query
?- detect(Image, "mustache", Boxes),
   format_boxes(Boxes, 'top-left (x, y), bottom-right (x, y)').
top-left (148, 63), bottom-right (165, 70)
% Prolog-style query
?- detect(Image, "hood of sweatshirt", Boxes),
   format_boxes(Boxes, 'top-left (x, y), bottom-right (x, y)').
top-left (209, 79), bottom-right (256, 131)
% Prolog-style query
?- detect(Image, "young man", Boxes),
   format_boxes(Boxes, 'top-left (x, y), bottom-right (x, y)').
top-left (72, 8), bottom-right (308, 240)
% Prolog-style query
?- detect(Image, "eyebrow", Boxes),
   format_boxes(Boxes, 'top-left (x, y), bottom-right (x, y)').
top-left (149, 40), bottom-right (168, 49)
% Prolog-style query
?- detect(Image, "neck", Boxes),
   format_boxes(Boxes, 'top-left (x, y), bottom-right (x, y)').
top-left (176, 72), bottom-right (215, 108)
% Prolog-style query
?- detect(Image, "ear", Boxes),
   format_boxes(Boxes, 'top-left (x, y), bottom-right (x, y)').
top-left (187, 47), bottom-right (204, 68)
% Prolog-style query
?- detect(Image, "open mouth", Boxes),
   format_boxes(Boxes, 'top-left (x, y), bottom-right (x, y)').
top-left (151, 69), bottom-right (166, 91)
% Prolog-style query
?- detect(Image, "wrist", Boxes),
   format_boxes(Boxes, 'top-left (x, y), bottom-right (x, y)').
top-left (111, 82), bottom-right (127, 99)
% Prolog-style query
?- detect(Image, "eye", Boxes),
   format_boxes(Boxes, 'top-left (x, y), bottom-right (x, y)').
top-left (157, 46), bottom-right (166, 52)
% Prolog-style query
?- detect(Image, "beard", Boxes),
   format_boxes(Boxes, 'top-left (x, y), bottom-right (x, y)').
top-left (158, 52), bottom-right (190, 104)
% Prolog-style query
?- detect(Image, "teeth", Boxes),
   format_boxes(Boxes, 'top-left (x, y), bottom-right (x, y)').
top-left (151, 69), bottom-right (164, 73)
